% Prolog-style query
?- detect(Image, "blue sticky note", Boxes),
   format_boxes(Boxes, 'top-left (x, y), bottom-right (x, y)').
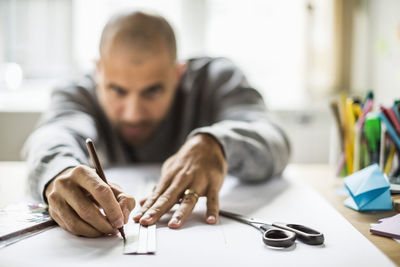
top-left (343, 164), bottom-right (393, 211)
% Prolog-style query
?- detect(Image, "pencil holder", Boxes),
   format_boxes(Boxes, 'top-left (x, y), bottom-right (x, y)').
top-left (329, 92), bottom-right (400, 193)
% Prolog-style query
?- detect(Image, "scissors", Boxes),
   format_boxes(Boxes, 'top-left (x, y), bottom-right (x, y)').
top-left (219, 210), bottom-right (324, 248)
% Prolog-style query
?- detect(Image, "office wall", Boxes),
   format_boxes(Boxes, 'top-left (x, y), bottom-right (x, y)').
top-left (350, 0), bottom-right (400, 103)
top-left (367, 0), bottom-right (400, 106)
top-left (272, 109), bottom-right (332, 164)
top-left (0, 112), bottom-right (40, 161)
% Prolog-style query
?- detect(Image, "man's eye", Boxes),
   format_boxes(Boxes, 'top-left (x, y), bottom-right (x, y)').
top-left (111, 87), bottom-right (127, 96)
top-left (147, 88), bottom-right (160, 95)
top-left (144, 86), bottom-right (163, 98)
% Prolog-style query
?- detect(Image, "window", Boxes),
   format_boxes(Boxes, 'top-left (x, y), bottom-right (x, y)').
top-left (0, 0), bottom-right (335, 110)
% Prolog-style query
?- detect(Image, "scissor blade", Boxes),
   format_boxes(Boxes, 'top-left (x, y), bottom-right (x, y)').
top-left (219, 210), bottom-right (262, 224)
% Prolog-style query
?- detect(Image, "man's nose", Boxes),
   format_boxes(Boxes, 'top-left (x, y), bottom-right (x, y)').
top-left (121, 97), bottom-right (146, 123)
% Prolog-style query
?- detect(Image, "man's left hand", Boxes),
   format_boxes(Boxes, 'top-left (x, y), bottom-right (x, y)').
top-left (133, 134), bottom-right (227, 228)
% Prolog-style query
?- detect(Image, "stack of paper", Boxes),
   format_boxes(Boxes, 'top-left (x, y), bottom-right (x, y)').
top-left (370, 214), bottom-right (400, 240)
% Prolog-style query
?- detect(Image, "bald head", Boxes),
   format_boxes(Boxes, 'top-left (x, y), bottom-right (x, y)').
top-left (99, 11), bottom-right (177, 62)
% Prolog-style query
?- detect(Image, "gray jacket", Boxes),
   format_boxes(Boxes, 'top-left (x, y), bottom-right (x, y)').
top-left (23, 57), bottom-right (290, 201)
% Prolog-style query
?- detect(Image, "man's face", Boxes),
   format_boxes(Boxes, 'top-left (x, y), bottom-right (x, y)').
top-left (96, 45), bottom-right (181, 145)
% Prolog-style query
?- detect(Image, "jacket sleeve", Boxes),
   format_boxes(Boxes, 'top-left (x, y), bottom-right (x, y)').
top-left (188, 58), bottom-right (290, 182)
top-left (22, 82), bottom-right (99, 202)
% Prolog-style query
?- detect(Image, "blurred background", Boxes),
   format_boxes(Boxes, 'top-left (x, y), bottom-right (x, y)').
top-left (0, 0), bottom-right (399, 163)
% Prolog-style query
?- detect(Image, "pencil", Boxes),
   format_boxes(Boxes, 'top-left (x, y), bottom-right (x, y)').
top-left (384, 144), bottom-right (396, 175)
top-left (346, 98), bottom-right (355, 174)
top-left (353, 125), bottom-right (361, 172)
top-left (339, 93), bottom-right (350, 175)
top-left (330, 100), bottom-right (344, 151)
top-left (85, 138), bottom-right (126, 241)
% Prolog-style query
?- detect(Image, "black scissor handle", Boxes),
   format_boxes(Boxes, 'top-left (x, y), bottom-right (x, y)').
top-left (272, 222), bottom-right (324, 245)
top-left (260, 225), bottom-right (296, 248)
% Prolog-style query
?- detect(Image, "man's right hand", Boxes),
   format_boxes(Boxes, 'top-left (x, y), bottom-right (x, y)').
top-left (45, 165), bottom-right (135, 237)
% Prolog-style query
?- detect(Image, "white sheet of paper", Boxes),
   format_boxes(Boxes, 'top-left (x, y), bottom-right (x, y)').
top-left (0, 165), bottom-right (395, 267)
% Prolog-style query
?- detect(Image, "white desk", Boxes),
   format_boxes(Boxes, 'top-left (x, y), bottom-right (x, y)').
top-left (0, 163), bottom-right (396, 266)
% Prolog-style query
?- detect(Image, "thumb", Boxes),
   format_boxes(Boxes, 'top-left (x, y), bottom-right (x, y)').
top-left (110, 184), bottom-right (136, 224)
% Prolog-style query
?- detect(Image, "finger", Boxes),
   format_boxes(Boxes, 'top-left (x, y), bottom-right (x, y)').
top-left (138, 191), bottom-right (178, 226)
top-left (140, 170), bottom-right (194, 226)
top-left (69, 166), bottom-right (125, 230)
top-left (61, 204), bottom-right (105, 237)
top-left (47, 192), bottom-right (68, 229)
top-left (109, 182), bottom-right (123, 193)
top-left (133, 191), bottom-right (161, 223)
top-left (62, 187), bottom-right (115, 234)
top-left (110, 184), bottom-right (136, 223)
top-left (139, 198), bottom-right (147, 206)
top-left (47, 192), bottom-right (103, 237)
top-left (116, 192), bottom-right (135, 224)
top-left (168, 181), bottom-right (206, 229)
top-left (133, 167), bottom-right (179, 222)
top-left (206, 187), bottom-right (220, 224)
top-left (160, 155), bottom-right (177, 176)
top-left (48, 207), bottom-right (66, 229)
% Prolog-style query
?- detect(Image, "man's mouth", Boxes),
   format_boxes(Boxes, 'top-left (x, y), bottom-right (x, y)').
top-left (120, 125), bottom-right (149, 138)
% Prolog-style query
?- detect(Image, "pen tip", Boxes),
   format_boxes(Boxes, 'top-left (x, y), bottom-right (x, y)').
top-left (86, 138), bottom-right (92, 144)
top-left (119, 227), bottom-right (126, 242)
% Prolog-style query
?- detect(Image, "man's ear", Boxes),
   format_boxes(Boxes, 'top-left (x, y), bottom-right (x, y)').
top-left (95, 59), bottom-right (102, 73)
top-left (175, 61), bottom-right (187, 82)
top-left (94, 59), bottom-right (103, 83)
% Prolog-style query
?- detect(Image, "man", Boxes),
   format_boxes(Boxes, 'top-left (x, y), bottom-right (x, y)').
top-left (23, 11), bottom-right (290, 237)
